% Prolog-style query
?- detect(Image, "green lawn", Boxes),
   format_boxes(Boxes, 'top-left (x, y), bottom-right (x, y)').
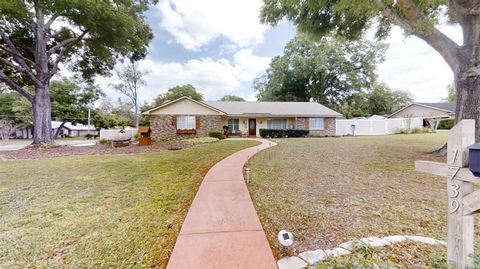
top-left (0, 140), bottom-right (259, 268)
top-left (248, 133), bottom-right (479, 258)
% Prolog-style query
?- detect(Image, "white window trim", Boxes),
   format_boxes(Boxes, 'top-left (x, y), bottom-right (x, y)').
top-left (309, 118), bottom-right (325, 130)
top-left (228, 119), bottom-right (240, 133)
top-left (267, 119), bottom-right (288, 129)
top-left (177, 115), bottom-right (196, 130)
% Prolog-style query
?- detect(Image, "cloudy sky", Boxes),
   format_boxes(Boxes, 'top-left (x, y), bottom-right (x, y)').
top-left (97, 0), bottom-right (463, 104)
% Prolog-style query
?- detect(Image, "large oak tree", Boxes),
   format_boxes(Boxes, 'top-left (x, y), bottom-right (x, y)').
top-left (254, 34), bottom-right (386, 108)
top-left (0, 0), bottom-right (155, 144)
top-left (261, 0), bottom-right (480, 141)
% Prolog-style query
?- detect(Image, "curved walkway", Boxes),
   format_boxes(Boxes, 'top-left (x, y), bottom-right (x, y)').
top-left (166, 139), bottom-right (277, 269)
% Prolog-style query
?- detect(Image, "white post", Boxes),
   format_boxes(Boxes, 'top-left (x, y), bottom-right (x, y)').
top-left (446, 120), bottom-right (475, 268)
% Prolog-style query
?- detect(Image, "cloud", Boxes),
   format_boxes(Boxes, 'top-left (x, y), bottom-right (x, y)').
top-left (379, 24), bottom-right (462, 102)
top-left (155, 0), bottom-right (267, 51)
top-left (96, 49), bottom-right (270, 103)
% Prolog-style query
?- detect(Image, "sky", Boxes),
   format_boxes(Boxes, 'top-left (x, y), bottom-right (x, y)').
top-left (95, 0), bottom-right (463, 104)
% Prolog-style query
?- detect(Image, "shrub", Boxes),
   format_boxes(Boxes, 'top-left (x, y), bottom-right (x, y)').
top-left (208, 130), bottom-right (225, 139)
top-left (437, 119), bottom-right (454, 130)
top-left (98, 139), bottom-right (109, 145)
top-left (259, 129), bottom-right (309, 138)
top-left (411, 127), bottom-right (422, 134)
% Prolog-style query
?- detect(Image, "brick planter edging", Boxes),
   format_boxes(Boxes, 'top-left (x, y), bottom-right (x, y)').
top-left (277, 235), bottom-right (447, 269)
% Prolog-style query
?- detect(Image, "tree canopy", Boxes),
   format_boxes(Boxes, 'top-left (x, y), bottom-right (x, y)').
top-left (255, 34), bottom-right (386, 107)
top-left (219, 95), bottom-right (245, 101)
top-left (338, 83), bottom-right (413, 118)
top-left (111, 61), bottom-right (149, 128)
top-left (260, 0), bottom-right (480, 143)
top-left (444, 83), bottom-right (457, 103)
top-left (0, 0), bottom-right (156, 143)
top-left (153, 84), bottom-right (204, 106)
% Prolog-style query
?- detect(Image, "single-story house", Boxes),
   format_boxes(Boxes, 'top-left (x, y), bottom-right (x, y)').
top-left (389, 102), bottom-right (456, 119)
top-left (15, 121), bottom-right (96, 139)
top-left (142, 96), bottom-right (342, 139)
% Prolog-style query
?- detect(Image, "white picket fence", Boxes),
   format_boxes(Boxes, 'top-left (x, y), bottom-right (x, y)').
top-left (336, 117), bottom-right (424, 136)
top-left (100, 128), bottom-right (137, 140)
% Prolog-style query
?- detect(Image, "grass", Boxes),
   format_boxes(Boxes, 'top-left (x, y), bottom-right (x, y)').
top-left (248, 133), bottom-right (479, 258)
top-left (0, 140), bottom-right (259, 268)
top-left (315, 241), bottom-right (448, 268)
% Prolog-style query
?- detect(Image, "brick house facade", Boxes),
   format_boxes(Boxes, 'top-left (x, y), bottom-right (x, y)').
top-left (143, 97), bottom-right (342, 138)
top-left (150, 114), bottom-right (222, 140)
top-left (294, 117), bottom-right (336, 137)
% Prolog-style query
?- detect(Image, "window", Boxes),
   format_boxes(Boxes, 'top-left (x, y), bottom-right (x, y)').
top-left (309, 118), bottom-right (324, 130)
top-left (177, 115), bottom-right (196, 130)
top-left (267, 119), bottom-right (288, 129)
top-left (228, 119), bottom-right (240, 133)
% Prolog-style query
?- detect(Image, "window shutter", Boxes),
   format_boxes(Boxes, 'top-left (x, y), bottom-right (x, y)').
top-left (195, 116), bottom-right (200, 129)
top-left (172, 116), bottom-right (177, 127)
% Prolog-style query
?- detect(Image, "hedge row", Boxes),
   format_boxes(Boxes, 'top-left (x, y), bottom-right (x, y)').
top-left (259, 129), bottom-right (309, 138)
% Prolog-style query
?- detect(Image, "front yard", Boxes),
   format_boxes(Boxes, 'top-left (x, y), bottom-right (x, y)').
top-left (0, 140), bottom-right (258, 268)
top-left (248, 133), bottom-right (479, 258)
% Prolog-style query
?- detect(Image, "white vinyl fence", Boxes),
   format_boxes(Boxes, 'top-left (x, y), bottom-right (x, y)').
top-left (100, 128), bottom-right (137, 140)
top-left (336, 117), bottom-right (423, 136)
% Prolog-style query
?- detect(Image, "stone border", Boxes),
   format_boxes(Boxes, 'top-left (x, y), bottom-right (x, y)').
top-left (277, 235), bottom-right (447, 269)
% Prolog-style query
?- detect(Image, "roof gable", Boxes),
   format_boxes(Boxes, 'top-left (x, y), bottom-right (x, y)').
top-left (389, 102), bottom-right (456, 118)
top-left (144, 96), bottom-right (225, 115)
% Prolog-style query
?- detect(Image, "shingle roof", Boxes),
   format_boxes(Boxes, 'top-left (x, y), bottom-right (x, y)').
top-left (51, 121), bottom-right (95, 130)
top-left (417, 102), bottom-right (456, 113)
top-left (204, 101), bottom-right (342, 117)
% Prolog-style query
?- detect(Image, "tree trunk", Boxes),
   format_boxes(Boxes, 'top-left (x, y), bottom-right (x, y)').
top-left (53, 121), bottom-right (67, 139)
top-left (456, 65), bottom-right (480, 143)
top-left (134, 101), bottom-right (139, 129)
top-left (32, 84), bottom-right (53, 144)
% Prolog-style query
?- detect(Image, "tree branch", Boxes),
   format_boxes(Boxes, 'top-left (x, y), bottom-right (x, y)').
top-left (45, 14), bottom-right (59, 31)
top-left (48, 46), bottom-right (69, 79)
top-left (0, 70), bottom-right (33, 102)
top-left (47, 30), bottom-right (88, 55)
top-left (0, 28), bottom-right (42, 86)
top-left (375, 0), bottom-right (462, 72)
top-left (0, 56), bottom-right (33, 76)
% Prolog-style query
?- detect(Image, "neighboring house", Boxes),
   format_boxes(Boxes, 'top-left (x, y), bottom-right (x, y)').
top-left (142, 96), bottom-right (342, 139)
top-left (368, 115), bottom-right (387, 120)
top-left (52, 121), bottom-right (96, 137)
top-left (15, 121), bottom-right (96, 139)
top-left (388, 102), bottom-right (456, 119)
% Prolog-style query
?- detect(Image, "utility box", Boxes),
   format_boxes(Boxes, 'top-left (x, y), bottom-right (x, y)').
top-left (468, 143), bottom-right (480, 176)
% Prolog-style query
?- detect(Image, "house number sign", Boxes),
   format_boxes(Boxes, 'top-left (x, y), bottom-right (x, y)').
top-left (449, 150), bottom-right (460, 214)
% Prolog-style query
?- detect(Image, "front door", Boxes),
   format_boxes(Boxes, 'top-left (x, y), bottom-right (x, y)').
top-left (248, 119), bottom-right (256, 136)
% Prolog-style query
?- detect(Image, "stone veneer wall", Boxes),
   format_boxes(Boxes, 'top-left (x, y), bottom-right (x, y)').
top-left (150, 114), bottom-right (222, 140)
top-left (197, 115), bottom-right (222, 136)
top-left (295, 117), bottom-right (336, 137)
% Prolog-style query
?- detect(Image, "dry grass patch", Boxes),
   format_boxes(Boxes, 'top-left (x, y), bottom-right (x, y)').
top-left (0, 140), bottom-right (259, 268)
top-left (248, 133), bottom-right (479, 258)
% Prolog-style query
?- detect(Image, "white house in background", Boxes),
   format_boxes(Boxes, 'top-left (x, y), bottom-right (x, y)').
top-left (368, 115), bottom-right (387, 120)
top-left (388, 103), bottom-right (456, 119)
top-left (15, 121), bottom-right (96, 139)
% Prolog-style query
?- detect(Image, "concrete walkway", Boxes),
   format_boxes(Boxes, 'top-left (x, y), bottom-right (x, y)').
top-left (167, 139), bottom-right (277, 269)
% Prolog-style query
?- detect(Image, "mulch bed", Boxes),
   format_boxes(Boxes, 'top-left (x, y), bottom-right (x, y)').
top-left (0, 141), bottom-right (192, 160)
